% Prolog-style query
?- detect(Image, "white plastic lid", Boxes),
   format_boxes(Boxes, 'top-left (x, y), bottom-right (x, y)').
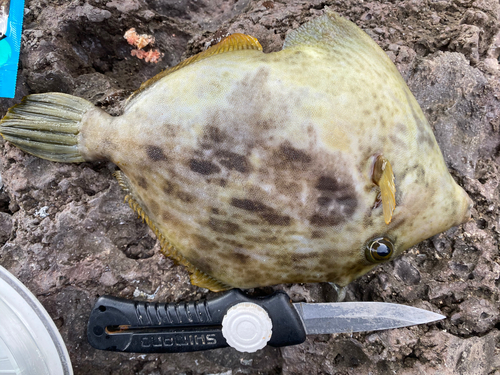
top-left (0, 265), bottom-right (73, 375)
top-left (221, 302), bottom-right (273, 353)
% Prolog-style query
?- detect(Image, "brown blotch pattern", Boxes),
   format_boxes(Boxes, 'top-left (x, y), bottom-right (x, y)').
top-left (206, 126), bottom-right (227, 143)
top-left (310, 214), bottom-right (345, 227)
top-left (311, 230), bottom-right (324, 239)
top-left (316, 176), bottom-right (343, 192)
top-left (215, 150), bottom-right (250, 173)
top-left (274, 143), bottom-right (312, 165)
top-left (163, 180), bottom-right (175, 195)
top-left (244, 235), bottom-right (279, 244)
top-left (177, 191), bottom-right (195, 203)
top-left (137, 176), bottom-right (149, 189)
top-left (231, 198), bottom-right (268, 212)
top-left (216, 237), bottom-right (246, 248)
top-left (147, 200), bottom-right (160, 217)
top-left (145, 145), bottom-right (168, 162)
top-left (262, 212), bottom-right (291, 226)
top-left (189, 159), bottom-right (221, 175)
top-left (290, 252), bottom-right (320, 262)
top-left (317, 196), bottom-right (332, 206)
top-left (208, 217), bottom-right (241, 235)
top-left (193, 235), bottom-right (219, 252)
top-left (232, 251), bottom-right (251, 264)
top-left (389, 133), bottom-right (406, 148)
top-left (230, 198), bottom-right (291, 226)
top-left (310, 175), bottom-right (358, 227)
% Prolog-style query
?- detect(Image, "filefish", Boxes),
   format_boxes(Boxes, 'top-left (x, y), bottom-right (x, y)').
top-left (0, 11), bottom-right (472, 291)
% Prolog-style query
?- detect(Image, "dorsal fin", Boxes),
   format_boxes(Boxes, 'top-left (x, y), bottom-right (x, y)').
top-left (126, 33), bottom-right (263, 106)
top-left (283, 9), bottom-right (386, 59)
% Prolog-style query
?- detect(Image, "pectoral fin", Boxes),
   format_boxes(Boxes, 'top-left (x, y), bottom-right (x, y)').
top-left (372, 155), bottom-right (396, 224)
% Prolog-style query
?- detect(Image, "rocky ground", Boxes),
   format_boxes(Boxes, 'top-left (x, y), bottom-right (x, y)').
top-left (1, 0), bottom-right (500, 374)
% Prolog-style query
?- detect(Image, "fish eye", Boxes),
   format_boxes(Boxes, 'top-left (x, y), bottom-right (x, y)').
top-left (365, 237), bottom-right (394, 263)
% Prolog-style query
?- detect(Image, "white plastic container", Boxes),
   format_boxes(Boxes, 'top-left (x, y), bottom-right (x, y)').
top-left (0, 265), bottom-right (73, 374)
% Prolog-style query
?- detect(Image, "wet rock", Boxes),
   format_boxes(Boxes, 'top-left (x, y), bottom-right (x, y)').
top-left (0, 212), bottom-right (12, 245)
top-left (394, 258), bottom-right (421, 285)
top-left (408, 52), bottom-right (496, 178)
top-left (451, 297), bottom-right (500, 335)
top-left (106, 0), bottom-right (141, 14)
top-left (416, 330), bottom-right (500, 375)
top-left (75, 3), bottom-right (112, 23)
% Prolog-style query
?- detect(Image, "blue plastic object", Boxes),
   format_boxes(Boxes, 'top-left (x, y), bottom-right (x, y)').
top-left (0, 0), bottom-right (24, 98)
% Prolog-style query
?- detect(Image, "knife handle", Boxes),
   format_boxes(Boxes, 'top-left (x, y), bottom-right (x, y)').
top-left (87, 289), bottom-right (306, 353)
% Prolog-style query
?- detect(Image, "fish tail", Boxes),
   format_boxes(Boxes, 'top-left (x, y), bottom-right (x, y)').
top-left (0, 93), bottom-right (105, 163)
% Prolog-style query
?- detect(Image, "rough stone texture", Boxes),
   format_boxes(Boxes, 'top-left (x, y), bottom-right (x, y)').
top-left (1, 0), bottom-right (500, 374)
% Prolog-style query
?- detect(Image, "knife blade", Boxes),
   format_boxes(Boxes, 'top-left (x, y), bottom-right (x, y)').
top-left (294, 301), bottom-right (444, 335)
top-left (87, 289), bottom-right (444, 353)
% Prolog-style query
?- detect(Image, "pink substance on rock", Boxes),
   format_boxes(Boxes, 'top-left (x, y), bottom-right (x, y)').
top-left (124, 28), bottom-right (162, 63)
top-left (130, 49), bottom-right (163, 63)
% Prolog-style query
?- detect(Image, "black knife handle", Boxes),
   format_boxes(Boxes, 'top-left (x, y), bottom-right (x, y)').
top-left (87, 289), bottom-right (306, 353)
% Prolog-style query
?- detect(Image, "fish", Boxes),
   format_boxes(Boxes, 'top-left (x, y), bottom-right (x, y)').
top-left (0, 10), bottom-right (472, 291)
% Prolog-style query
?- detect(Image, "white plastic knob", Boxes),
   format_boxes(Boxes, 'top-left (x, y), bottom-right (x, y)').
top-left (221, 302), bottom-right (273, 353)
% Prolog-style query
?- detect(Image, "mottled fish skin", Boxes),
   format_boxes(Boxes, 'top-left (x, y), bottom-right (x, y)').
top-left (0, 11), bottom-right (472, 290)
top-left (77, 12), bottom-right (471, 288)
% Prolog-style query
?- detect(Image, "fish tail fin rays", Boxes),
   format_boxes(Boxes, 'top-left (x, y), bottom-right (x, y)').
top-left (372, 155), bottom-right (396, 224)
top-left (114, 171), bottom-right (232, 292)
top-left (0, 93), bottom-right (102, 163)
top-left (126, 33), bottom-right (263, 107)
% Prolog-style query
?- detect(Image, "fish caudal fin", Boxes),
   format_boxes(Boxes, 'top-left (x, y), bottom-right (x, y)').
top-left (0, 93), bottom-right (97, 163)
top-left (372, 155), bottom-right (396, 224)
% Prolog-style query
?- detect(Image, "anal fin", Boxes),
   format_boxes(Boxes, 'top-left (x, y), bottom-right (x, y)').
top-left (372, 156), bottom-right (396, 224)
top-left (190, 270), bottom-right (232, 292)
top-left (114, 171), bottom-right (232, 292)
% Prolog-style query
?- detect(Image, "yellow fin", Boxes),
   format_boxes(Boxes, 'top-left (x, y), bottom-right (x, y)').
top-left (372, 156), bottom-right (396, 224)
top-left (282, 9), bottom-right (393, 70)
top-left (283, 9), bottom-right (371, 50)
top-left (127, 33), bottom-right (263, 106)
top-left (190, 270), bottom-right (232, 292)
top-left (113, 171), bottom-right (231, 291)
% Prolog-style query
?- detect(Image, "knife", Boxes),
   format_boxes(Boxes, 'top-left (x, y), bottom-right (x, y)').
top-left (87, 289), bottom-right (444, 353)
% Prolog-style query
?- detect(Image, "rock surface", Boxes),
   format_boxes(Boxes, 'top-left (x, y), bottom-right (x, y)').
top-left (1, 0), bottom-right (500, 374)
